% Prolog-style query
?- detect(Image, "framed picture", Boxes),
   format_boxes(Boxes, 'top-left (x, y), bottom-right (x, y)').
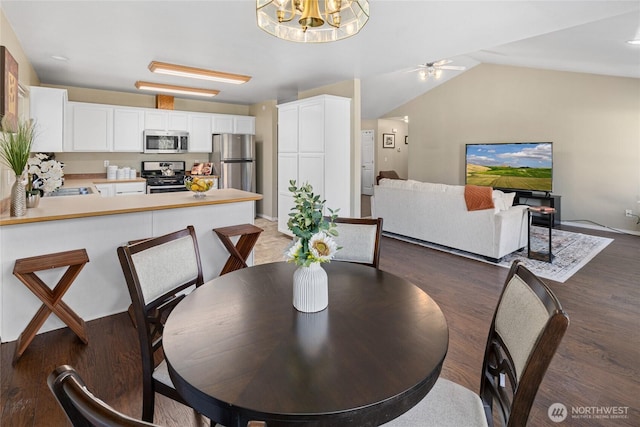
top-left (405, 136), bottom-right (409, 145)
top-left (0, 46), bottom-right (19, 131)
top-left (382, 133), bottom-right (395, 148)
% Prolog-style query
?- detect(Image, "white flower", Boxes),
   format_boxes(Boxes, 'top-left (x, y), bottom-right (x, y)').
top-left (285, 240), bottom-right (302, 262)
top-left (308, 232), bottom-right (338, 263)
top-left (27, 153), bottom-right (64, 193)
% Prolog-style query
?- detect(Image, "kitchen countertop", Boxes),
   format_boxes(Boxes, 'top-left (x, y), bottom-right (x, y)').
top-left (0, 179), bottom-right (262, 226)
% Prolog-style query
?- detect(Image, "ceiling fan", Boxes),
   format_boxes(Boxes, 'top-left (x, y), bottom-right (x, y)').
top-left (411, 59), bottom-right (466, 81)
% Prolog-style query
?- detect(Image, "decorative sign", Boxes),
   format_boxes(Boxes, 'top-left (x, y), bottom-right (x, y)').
top-left (0, 46), bottom-right (19, 131)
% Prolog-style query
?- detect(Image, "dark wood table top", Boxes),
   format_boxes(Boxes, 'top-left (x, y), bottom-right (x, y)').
top-left (163, 262), bottom-right (449, 427)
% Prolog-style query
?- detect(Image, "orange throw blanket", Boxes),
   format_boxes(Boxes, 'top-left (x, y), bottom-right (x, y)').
top-left (464, 185), bottom-right (494, 211)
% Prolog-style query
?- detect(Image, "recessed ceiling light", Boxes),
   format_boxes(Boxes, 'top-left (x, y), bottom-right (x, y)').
top-left (148, 61), bottom-right (251, 84)
top-left (51, 55), bottom-right (69, 61)
top-left (134, 81), bottom-right (219, 97)
top-left (626, 39), bottom-right (640, 45)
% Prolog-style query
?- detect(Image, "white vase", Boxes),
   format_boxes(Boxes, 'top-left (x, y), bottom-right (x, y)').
top-left (293, 262), bottom-right (328, 313)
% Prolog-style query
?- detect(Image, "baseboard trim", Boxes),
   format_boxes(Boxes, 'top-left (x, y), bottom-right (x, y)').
top-left (561, 220), bottom-right (640, 236)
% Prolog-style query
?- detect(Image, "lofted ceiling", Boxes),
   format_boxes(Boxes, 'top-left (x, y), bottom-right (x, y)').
top-left (2, 1), bottom-right (639, 119)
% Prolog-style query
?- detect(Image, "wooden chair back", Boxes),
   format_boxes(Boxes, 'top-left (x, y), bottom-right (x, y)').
top-left (479, 261), bottom-right (569, 427)
top-left (48, 365), bottom-right (159, 427)
top-left (331, 217), bottom-right (383, 268)
top-left (117, 225), bottom-right (204, 421)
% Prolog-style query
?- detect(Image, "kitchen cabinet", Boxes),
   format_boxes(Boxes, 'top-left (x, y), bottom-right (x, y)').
top-left (95, 183), bottom-right (114, 197)
top-left (113, 108), bottom-right (144, 152)
top-left (66, 102), bottom-right (114, 151)
top-left (29, 86), bottom-right (67, 152)
top-left (212, 114), bottom-right (255, 135)
top-left (277, 95), bottom-right (351, 235)
top-left (212, 114), bottom-right (234, 134)
top-left (95, 181), bottom-right (146, 197)
top-left (234, 116), bottom-right (255, 135)
top-left (188, 113), bottom-right (213, 153)
top-left (144, 110), bottom-right (188, 131)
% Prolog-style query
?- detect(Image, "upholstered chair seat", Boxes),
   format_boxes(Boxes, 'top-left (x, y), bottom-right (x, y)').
top-left (383, 261), bottom-right (569, 427)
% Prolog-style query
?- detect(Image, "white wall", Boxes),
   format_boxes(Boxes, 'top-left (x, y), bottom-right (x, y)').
top-left (385, 63), bottom-right (640, 232)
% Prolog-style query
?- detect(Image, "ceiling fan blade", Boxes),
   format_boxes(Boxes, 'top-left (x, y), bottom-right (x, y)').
top-left (439, 65), bottom-right (466, 71)
top-left (432, 59), bottom-right (452, 67)
top-left (406, 67), bottom-right (425, 73)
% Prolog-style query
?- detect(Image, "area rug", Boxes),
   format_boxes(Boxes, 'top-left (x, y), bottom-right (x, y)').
top-left (385, 227), bottom-right (613, 283)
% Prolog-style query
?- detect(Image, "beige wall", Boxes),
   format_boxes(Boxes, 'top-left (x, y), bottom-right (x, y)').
top-left (376, 119), bottom-right (408, 179)
top-left (48, 84), bottom-right (249, 115)
top-left (249, 100), bottom-right (278, 219)
top-left (0, 10), bottom-right (39, 89)
top-left (0, 9), bottom-right (41, 204)
top-left (385, 63), bottom-right (640, 232)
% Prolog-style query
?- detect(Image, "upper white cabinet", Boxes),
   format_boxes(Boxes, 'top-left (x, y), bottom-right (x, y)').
top-left (212, 114), bottom-right (255, 135)
top-left (277, 95), bottom-right (351, 235)
top-left (29, 86), bottom-right (67, 152)
top-left (234, 116), bottom-right (256, 135)
top-left (144, 110), bottom-right (188, 131)
top-left (189, 113), bottom-right (213, 153)
top-left (212, 114), bottom-right (234, 134)
top-left (113, 108), bottom-right (144, 152)
top-left (66, 102), bottom-right (114, 151)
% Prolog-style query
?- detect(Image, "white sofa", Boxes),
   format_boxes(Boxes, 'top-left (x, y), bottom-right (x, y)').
top-left (372, 179), bottom-right (528, 261)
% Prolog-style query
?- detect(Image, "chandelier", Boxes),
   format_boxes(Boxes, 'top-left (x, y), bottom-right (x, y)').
top-left (257, 0), bottom-right (370, 43)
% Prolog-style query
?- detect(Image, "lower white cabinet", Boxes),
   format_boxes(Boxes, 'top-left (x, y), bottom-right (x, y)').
top-left (95, 182), bottom-right (146, 197)
top-left (95, 184), bottom-right (114, 197)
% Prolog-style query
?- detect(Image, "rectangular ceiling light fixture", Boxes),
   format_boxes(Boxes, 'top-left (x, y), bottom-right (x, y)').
top-left (148, 61), bottom-right (251, 84)
top-left (135, 81), bottom-right (220, 97)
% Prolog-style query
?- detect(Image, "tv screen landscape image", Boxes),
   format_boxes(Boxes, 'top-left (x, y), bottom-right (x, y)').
top-left (465, 142), bottom-right (553, 192)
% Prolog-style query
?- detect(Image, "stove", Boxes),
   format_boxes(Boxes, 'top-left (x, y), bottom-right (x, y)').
top-left (141, 161), bottom-right (189, 194)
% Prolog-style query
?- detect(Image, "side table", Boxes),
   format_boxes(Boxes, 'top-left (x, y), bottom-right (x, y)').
top-left (12, 249), bottom-right (90, 363)
top-left (528, 207), bottom-right (555, 262)
top-left (213, 224), bottom-right (264, 275)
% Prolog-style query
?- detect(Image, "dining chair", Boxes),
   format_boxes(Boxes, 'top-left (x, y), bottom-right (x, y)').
top-left (331, 217), bottom-right (383, 268)
top-left (117, 225), bottom-right (204, 423)
top-left (48, 365), bottom-right (160, 427)
top-left (382, 260), bottom-right (569, 427)
top-left (49, 365), bottom-right (268, 427)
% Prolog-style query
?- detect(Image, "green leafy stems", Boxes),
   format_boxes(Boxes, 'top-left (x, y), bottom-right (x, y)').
top-left (286, 180), bottom-right (340, 266)
top-left (0, 116), bottom-right (35, 176)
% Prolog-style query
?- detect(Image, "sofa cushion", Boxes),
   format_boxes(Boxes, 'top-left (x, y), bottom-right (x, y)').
top-left (464, 185), bottom-right (495, 211)
top-left (493, 190), bottom-right (517, 212)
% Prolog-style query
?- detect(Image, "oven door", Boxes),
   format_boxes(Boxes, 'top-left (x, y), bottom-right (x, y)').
top-left (147, 185), bottom-right (189, 194)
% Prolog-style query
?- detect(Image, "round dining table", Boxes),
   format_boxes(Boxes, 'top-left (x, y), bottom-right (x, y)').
top-left (163, 261), bottom-right (449, 427)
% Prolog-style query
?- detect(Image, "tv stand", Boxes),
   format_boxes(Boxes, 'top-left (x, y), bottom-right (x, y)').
top-left (514, 192), bottom-right (561, 227)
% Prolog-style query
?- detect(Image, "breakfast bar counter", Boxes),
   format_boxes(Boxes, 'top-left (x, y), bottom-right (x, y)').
top-left (0, 185), bottom-right (263, 343)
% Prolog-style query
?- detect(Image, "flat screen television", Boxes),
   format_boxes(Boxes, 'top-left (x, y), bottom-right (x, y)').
top-left (465, 142), bottom-right (553, 193)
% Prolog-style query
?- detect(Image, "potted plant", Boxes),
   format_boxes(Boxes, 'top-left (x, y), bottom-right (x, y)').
top-left (0, 116), bottom-right (35, 216)
top-left (285, 180), bottom-right (340, 313)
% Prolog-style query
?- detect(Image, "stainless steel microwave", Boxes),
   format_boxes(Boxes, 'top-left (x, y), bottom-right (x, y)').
top-left (143, 130), bottom-right (189, 154)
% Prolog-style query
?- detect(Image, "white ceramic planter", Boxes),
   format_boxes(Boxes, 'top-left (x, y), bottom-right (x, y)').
top-left (293, 262), bottom-right (328, 313)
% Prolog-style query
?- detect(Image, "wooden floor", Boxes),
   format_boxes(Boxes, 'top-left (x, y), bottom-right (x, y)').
top-left (1, 220), bottom-right (638, 426)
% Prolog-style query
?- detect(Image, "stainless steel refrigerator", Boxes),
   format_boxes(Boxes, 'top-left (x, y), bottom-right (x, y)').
top-left (211, 134), bottom-right (256, 192)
